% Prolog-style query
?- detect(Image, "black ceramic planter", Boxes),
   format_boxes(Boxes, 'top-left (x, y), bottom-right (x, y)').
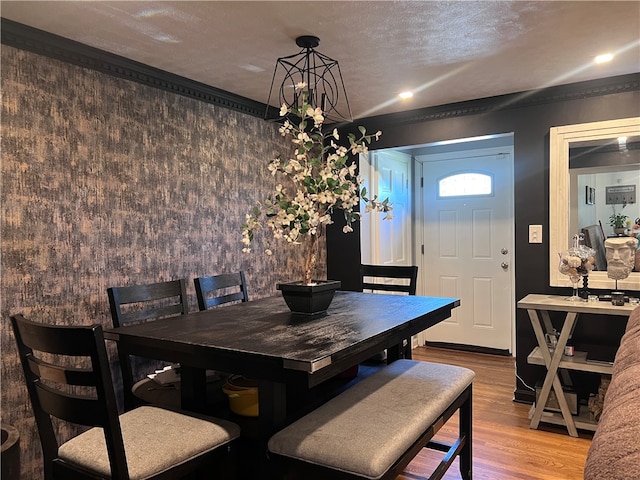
top-left (276, 280), bottom-right (341, 315)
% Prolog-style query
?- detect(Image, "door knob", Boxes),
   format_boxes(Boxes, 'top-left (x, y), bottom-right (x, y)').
top-left (501, 248), bottom-right (509, 255)
top-left (501, 262), bottom-right (509, 269)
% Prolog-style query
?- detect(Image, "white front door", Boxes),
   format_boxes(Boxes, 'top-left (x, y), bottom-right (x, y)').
top-left (416, 147), bottom-right (514, 352)
top-left (360, 150), bottom-right (412, 267)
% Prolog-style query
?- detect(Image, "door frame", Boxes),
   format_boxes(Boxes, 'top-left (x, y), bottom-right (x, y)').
top-left (414, 143), bottom-right (516, 355)
top-left (359, 149), bottom-right (413, 266)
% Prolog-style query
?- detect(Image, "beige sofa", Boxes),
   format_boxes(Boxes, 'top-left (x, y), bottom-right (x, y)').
top-left (584, 305), bottom-right (640, 479)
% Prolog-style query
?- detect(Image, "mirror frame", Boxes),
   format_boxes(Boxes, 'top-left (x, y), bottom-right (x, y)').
top-left (549, 117), bottom-right (640, 290)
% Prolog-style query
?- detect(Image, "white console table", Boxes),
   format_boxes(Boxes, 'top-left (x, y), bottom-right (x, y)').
top-left (517, 294), bottom-right (635, 437)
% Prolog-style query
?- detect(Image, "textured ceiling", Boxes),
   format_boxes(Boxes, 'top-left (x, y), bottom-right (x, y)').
top-left (2, 1), bottom-right (639, 120)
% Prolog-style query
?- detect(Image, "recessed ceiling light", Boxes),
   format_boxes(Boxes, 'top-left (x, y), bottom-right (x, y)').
top-left (594, 53), bottom-right (614, 64)
top-left (399, 91), bottom-right (413, 99)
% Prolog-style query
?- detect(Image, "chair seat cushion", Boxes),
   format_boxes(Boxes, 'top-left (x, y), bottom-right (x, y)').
top-left (268, 359), bottom-right (474, 479)
top-left (58, 406), bottom-right (240, 480)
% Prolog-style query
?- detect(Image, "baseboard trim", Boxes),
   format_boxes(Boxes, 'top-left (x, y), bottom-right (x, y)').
top-left (424, 341), bottom-right (511, 357)
top-left (514, 388), bottom-right (536, 405)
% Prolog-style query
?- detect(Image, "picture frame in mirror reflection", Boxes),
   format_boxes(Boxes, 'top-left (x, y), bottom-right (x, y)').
top-left (605, 184), bottom-right (636, 205)
top-left (585, 186), bottom-right (595, 205)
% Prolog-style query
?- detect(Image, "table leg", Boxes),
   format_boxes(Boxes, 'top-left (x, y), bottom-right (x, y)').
top-left (387, 343), bottom-right (401, 362)
top-left (527, 309), bottom-right (580, 437)
top-left (180, 366), bottom-right (207, 413)
top-left (403, 338), bottom-right (413, 359)
top-left (258, 380), bottom-right (287, 442)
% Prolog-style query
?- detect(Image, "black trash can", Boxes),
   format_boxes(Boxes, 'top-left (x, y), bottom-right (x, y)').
top-left (1, 423), bottom-right (20, 480)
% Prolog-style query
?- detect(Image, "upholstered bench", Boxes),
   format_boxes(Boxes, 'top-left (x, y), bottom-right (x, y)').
top-left (268, 359), bottom-right (475, 480)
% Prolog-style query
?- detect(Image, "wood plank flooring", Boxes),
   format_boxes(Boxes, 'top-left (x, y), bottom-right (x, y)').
top-left (398, 346), bottom-right (593, 480)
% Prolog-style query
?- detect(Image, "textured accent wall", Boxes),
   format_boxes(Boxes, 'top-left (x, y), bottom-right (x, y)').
top-left (1, 46), bottom-right (324, 478)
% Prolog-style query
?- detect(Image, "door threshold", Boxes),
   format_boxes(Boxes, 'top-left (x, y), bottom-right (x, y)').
top-left (424, 341), bottom-right (511, 357)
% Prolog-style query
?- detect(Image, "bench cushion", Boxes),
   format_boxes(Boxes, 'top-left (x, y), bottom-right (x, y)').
top-left (268, 359), bottom-right (475, 480)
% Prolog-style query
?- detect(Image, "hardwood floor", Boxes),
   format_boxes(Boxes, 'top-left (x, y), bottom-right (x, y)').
top-left (398, 346), bottom-right (593, 480)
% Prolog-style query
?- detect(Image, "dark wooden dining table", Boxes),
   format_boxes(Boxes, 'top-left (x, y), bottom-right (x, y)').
top-left (104, 291), bottom-right (459, 440)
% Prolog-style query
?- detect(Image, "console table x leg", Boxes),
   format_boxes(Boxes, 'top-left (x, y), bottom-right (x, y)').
top-left (527, 309), bottom-right (580, 437)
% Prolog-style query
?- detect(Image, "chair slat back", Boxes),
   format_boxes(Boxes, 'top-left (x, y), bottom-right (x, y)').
top-left (35, 382), bottom-right (108, 427)
top-left (194, 272), bottom-right (248, 311)
top-left (114, 303), bottom-right (185, 324)
top-left (361, 264), bottom-right (419, 295)
top-left (107, 279), bottom-right (189, 327)
top-left (10, 314), bottom-right (129, 479)
top-left (106, 279), bottom-right (188, 410)
top-left (27, 355), bottom-right (98, 386)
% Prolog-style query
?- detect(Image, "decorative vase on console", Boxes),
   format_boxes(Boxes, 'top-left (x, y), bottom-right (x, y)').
top-left (241, 82), bottom-right (392, 314)
top-left (558, 234), bottom-right (596, 301)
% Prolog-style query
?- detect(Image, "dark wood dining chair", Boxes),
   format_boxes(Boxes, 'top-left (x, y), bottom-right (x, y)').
top-left (10, 314), bottom-right (240, 480)
top-left (360, 264), bottom-right (419, 361)
top-left (107, 279), bottom-right (189, 411)
top-left (194, 271), bottom-right (249, 311)
top-left (360, 264), bottom-right (419, 295)
top-left (193, 272), bottom-right (250, 404)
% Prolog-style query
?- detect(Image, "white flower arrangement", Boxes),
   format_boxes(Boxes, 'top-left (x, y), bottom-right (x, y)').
top-left (242, 83), bottom-right (392, 284)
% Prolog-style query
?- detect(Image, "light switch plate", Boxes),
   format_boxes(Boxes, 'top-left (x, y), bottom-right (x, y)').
top-left (529, 225), bottom-right (543, 243)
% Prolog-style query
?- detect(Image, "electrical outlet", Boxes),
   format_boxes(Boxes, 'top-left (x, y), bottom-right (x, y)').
top-left (529, 225), bottom-right (542, 243)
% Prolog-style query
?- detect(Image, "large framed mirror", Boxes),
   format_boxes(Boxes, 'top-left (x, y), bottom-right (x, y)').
top-left (549, 117), bottom-right (640, 290)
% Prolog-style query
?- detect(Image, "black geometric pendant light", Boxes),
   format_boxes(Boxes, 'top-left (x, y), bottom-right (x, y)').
top-left (265, 35), bottom-right (352, 124)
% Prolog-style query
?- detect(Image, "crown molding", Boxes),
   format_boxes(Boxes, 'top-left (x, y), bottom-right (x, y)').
top-left (358, 73), bottom-right (640, 128)
top-left (1, 18), bottom-right (278, 119)
top-left (2, 18), bottom-right (637, 126)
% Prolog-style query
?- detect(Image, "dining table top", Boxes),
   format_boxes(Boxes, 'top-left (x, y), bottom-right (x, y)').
top-left (104, 291), bottom-right (460, 380)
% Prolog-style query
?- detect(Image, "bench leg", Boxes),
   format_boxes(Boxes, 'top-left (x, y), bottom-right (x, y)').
top-left (459, 386), bottom-right (473, 480)
top-left (420, 385), bottom-right (474, 480)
